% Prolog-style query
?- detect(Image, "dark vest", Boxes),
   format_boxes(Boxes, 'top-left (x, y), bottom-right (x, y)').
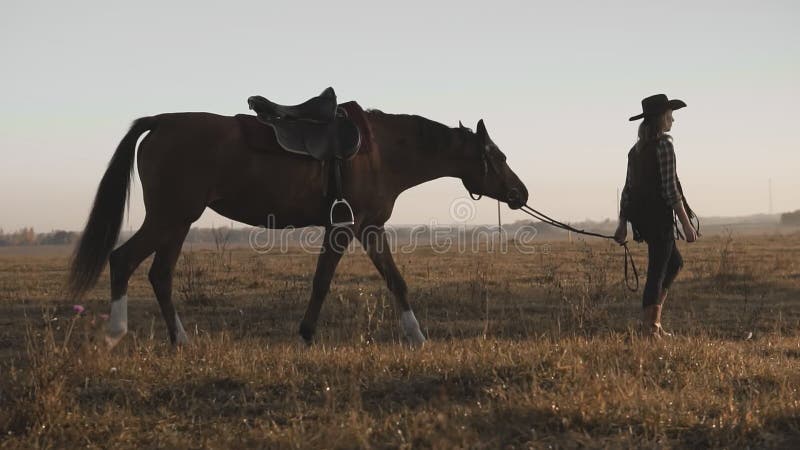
top-left (623, 138), bottom-right (675, 241)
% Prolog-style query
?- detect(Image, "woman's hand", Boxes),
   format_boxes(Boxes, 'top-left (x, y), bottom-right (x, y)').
top-left (682, 222), bottom-right (698, 243)
top-left (614, 221), bottom-right (627, 244)
top-left (674, 201), bottom-right (697, 243)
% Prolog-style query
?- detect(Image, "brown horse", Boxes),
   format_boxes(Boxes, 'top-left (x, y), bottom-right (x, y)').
top-left (67, 104), bottom-right (528, 347)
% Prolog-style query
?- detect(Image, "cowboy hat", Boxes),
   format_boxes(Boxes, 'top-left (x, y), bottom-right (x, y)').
top-left (629, 94), bottom-right (687, 121)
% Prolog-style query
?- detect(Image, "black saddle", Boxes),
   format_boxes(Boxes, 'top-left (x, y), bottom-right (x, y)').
top-left (247, 87), bottom-right (337, 123)
top-left (246, 87), bottom-right (363, 226)
top-left (247, 87), bottom-right (360, 161)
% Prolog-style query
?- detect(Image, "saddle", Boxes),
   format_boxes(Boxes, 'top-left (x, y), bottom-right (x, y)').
top-left (246, 87), bottom-right (364, 226)
top-left (247, 87), bottom-right (361, 161)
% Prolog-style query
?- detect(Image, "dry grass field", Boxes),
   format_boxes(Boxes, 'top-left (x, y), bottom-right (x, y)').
top-left (1, 232), bottom-right (799, 448)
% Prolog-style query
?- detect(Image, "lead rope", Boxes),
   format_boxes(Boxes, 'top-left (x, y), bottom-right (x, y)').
top-left (497, 200), bottom-right (502, 235)
top-left (519, 204), bottom-right (639, 292)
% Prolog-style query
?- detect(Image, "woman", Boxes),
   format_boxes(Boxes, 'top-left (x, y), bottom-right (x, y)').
top-left (614, 94), bottom-right (698, 338)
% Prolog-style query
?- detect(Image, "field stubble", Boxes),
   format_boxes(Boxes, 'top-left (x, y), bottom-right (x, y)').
top-left (0, 232), bottom-right (799, 448)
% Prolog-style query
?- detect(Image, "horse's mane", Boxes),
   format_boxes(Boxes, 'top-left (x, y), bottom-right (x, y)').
top-left (366, 109), bottom-right (469, 152)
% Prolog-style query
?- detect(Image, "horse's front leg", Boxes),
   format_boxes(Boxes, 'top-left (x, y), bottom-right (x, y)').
top-left (298, 227), bottom-right (352, 344)
top-left (359, 226), bottom-right (426, 346)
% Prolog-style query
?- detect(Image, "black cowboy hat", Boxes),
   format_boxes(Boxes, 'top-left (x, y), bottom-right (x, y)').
top-left (629, 94), bottom-right (687, 121)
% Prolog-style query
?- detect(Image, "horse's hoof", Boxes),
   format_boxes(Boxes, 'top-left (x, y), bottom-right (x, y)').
top-left (175, 331), bottom-right (189, 346)
top-left (171, 338), bottom-right (189, 350)
top-left (174, 314), bottom-right (189, 346)
top-left (298, 335), bottom-right (313, 347)
top-left (405, 331), bottom-right (426, 348)
top-left (298, 323), bottom-right (315, 346)
top-left (105, 332), bottom-right (126, 350)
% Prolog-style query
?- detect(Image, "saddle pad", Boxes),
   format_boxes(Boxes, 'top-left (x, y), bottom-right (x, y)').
top-left (235, 114), bottom-right (286, 155)
top-left (339, 102), bottom-right (373, 156)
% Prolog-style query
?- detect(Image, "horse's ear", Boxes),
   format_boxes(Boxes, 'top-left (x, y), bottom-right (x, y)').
top-left (458, 120), bottom-right (465, 129)
top-left (476, 119), bottom-right (487, 136)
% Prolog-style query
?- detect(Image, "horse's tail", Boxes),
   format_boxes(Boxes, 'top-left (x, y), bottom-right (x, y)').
top-left (67, 117), bottom-right (156, 299)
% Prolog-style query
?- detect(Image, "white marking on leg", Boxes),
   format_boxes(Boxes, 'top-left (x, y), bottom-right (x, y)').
top-left (400, 310), bottom-right (426, 346)
top-left (175, 313), bottom-right (189, 345)
top-left (105, 295), bottom-right (128, 348)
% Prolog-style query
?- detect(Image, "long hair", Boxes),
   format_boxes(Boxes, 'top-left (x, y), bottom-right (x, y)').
top-left (636, 114), bottom-right (669, 150)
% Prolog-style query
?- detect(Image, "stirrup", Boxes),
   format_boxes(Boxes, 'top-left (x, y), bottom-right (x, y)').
top-left (330, 198), bottom-right (355, 227)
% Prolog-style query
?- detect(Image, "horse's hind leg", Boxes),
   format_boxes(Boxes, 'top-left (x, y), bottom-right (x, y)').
top-left (359, 227), bottom-right (425, 346)
top-left (106, 219), bottom-right (164, 348)
top-left (148, 224), bottom-right (191, 345)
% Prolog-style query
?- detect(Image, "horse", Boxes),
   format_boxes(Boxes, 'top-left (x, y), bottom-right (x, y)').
top-left (67, 102), bottom-right (529, 348)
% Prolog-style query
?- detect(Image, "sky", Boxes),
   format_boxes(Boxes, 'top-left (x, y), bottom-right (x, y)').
top-left (1, 0), bottom-right (798, 231)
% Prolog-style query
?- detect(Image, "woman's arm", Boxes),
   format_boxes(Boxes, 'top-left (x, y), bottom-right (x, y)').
top-left (614, 158), bottom-right (632, 244)
top-left (658, 139), bottom-right (697, 242)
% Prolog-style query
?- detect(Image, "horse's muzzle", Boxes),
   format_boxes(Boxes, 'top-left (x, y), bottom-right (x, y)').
top-left (507, 188), bottom-right (526, 210)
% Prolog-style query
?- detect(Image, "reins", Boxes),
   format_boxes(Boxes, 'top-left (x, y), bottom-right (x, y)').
top-left (461, 126), bottom-right (639, 291)
top-left (518, 204), bottom-right (640, 292)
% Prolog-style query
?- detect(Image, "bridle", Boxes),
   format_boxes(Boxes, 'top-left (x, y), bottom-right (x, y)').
top-left (466, 140), bottom-right (506, 201)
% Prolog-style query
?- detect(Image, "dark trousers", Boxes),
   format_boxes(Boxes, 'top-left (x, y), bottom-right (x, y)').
top-left (642, 238), bottom-right (684, 308)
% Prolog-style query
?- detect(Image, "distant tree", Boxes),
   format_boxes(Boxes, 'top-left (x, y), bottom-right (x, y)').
top-left (39, 230), bottom-right (78, 245)
top-left (781, 210), bottom-right (800, 226)
top-left (23, 227), bottom-right (36, 245)
top-left (8, 227), bottom-right (37, 245)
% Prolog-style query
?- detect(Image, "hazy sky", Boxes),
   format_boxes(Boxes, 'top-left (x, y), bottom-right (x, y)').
top-left (1, 0), bottom-right (798, 231)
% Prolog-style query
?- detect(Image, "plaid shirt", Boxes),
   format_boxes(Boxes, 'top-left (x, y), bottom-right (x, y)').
top-left (620, 137), bottom-right (682, 218)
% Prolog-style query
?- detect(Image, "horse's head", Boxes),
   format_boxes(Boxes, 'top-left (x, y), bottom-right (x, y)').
top-left (458, 120), bottom-right (528, 209)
